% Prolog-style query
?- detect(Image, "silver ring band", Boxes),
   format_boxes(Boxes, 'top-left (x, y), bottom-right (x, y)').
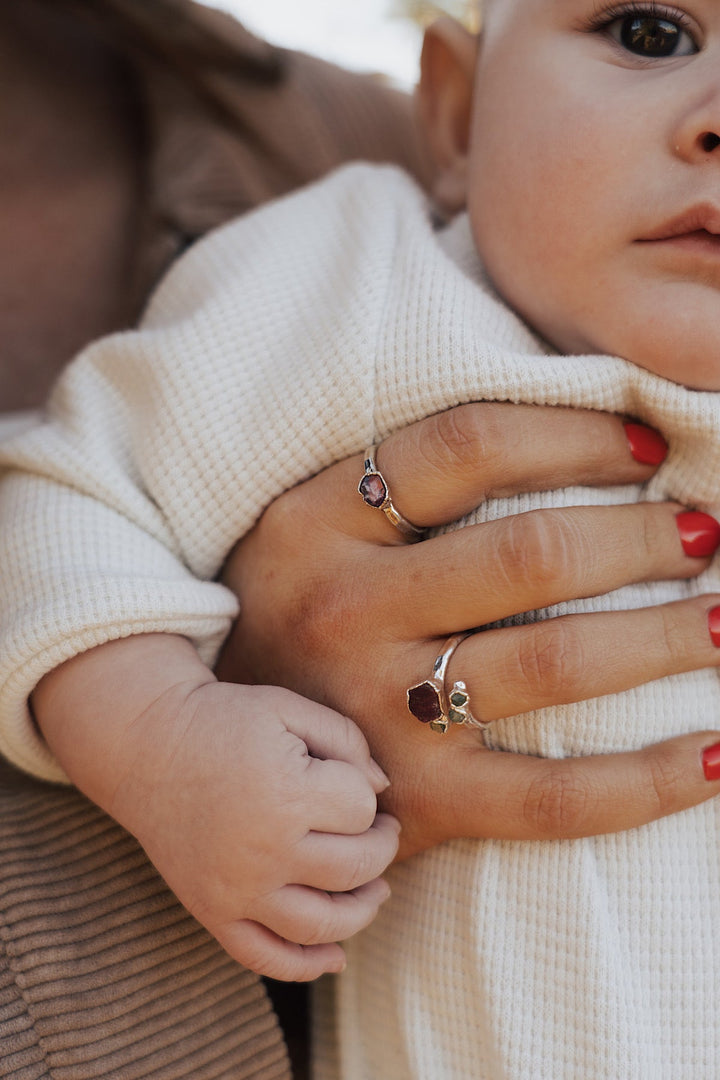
top-left (407, 633), bottom-right (486, 734)
top-left (358, 445), bottom-right (425, 540)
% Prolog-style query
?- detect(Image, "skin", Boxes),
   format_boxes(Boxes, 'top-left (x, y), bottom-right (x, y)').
top-left (462, 0), bottom-right (720, 389)
top-left (219, 5), bottom-right (720, 858)
top-left (16, 1), bottom-right (720, 982)
top-left (219, 406), bottom-right (720, 859)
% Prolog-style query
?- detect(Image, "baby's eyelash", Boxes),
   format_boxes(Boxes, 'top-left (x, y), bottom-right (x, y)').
top-left (586, 1), bottom-right (693, 34)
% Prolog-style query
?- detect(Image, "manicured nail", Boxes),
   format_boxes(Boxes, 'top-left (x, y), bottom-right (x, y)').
top-left (708, 606), bottom-right (720, 646)
top-left (624, 422), bottom-right (668, 465)
top-left (676, 510), bottom-right (720, 557)
top-left (702, 740), bottom-right (720, 780)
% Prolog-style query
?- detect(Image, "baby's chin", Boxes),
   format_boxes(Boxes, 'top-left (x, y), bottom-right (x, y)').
top-left (596, 322), bottom-right (720, 393)
top-left (541, 305), bottom-right (720, 393)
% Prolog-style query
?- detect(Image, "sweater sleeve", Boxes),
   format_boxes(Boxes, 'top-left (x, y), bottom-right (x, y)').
top-left (0, 363), bottom-right (241, 782)
top-left (0, 164), bottom-right (415, 782)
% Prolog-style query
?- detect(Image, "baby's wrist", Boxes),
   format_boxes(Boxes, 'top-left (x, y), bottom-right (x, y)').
top-left (32, 633), bottom-right (214, 818)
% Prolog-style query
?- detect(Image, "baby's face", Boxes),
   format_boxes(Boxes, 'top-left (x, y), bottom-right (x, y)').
top-left (465, 0), bottom-right (720, 389)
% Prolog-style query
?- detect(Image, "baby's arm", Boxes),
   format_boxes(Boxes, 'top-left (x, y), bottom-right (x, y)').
top-left (32, 632), bottom-right (398, 981)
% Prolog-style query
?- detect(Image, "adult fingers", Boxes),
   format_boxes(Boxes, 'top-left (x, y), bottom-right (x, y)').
top-left (293, 813), bottom-right (401, 891)
top-left (398, 728), bottom-right (720, 855)
top-left (382, 405), bottom-right (666, 528)
top-left (396, 596), bottom-right (720, 727)
top-left (245, 878), bottom-right (392, 947)
top-left (217, 919), bottom-right (347, 982)
top-left (450, 595), bottom-right (720, 722)
top-left (390, 502), bottom-right (715, 638)
top-left (344, 404), bottom-right (666, 542)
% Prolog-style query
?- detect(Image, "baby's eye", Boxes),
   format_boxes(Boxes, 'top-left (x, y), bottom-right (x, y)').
top-left (607, 13), bottom-right (697, 57)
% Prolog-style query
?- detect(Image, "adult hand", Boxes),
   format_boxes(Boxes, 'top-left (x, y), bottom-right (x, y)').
top-left (217, 403), bottom-right (720, 859)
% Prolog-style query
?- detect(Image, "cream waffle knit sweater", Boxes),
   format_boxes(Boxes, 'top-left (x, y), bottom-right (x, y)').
top-left (1, 164), bottom-right (719, 1078)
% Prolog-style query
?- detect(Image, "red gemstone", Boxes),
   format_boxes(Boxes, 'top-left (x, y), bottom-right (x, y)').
top-left (407, 681), bottom-right (443, 724)
top-left (359, 472), bottom-right (387, 508)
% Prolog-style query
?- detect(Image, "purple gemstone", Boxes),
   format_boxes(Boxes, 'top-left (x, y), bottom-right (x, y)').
top-left (359, 472), bottom-right (387, 508)
top-left (407, 681), bottom-right (443, 724)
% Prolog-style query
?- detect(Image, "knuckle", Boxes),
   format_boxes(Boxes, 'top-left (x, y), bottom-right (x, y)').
top-left (497, 511), bottom-right (577, 596)
top-left (522, 766), bottom-right (593, 838)
top-left (226, 931), bottom-right (276, 978)
top-left (265, 952), bottom-right (313, 982)
top-left (300, 909), bottom-right (342, 947)
top-left (637, 504), bottom-right (667, 563)
top-left (653, 603), bottom-right (688, 670)
top-left (641, 744), bottom-right (685, 818)
top-left (343, 847), bottom-right (384, 891)
top-left (516, 617), bottom-right (587, 705)
top-left (421, 404), bottom-right (502, 481)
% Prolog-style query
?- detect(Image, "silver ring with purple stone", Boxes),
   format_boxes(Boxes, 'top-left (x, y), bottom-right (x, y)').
top-left (406, 633), bottom-right (481, 734)
top-left (358, 446), bottom-right (425, 541)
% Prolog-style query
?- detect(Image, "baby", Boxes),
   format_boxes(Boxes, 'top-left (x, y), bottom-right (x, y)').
top-left (3, 1), bottom-right (720, 1076)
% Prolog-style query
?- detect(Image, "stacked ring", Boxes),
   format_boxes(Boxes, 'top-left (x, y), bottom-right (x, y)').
top-left (407, 634), bottom-right (488, 734)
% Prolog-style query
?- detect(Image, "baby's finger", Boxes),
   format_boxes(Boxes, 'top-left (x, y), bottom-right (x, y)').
top-left (246, 878), bottom-right (392, 947)
top-left (350, 404), bottom-right (666, 541)
top-left (391, 502), bottom-right (716, 638)
top-left (304, 757), bottom-right (382, 834)
top-left (294, 813), bottom-right (401, 892)
top-left (218, 919), bottom-right (347, 982)
top-left (438, 595), bottom-right (720, 724)
top-left (282, 692), bottom-right (390, 793)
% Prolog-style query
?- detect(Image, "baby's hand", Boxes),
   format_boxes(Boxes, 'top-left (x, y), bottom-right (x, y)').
top-left (121, 681), bottom-right (399, 980)
top-left (32, 637), bottom-right (399, 981)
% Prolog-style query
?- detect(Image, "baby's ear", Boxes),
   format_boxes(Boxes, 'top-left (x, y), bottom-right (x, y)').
top-left (416, 16), bottom-right (478, 216)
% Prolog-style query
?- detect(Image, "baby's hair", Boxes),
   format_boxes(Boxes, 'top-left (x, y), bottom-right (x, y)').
top-left (393, 1), bottom-right (481, 32)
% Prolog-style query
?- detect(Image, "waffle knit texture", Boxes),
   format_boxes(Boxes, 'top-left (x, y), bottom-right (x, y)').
top-left (1, 164), bottom-right (719, 1077)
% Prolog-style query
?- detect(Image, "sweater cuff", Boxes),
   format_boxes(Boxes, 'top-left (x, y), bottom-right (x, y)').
top-left (0, 590), bottom-right (237, 783)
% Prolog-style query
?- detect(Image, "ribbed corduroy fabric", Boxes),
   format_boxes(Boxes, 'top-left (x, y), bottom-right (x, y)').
top-left (0, 757), bottom-right (290, 1079)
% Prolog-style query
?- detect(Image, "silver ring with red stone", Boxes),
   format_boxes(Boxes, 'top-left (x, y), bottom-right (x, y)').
top-left (406, 633), bottom-right (486, 734)
top-left (358, 446), bottom-right (425, 540)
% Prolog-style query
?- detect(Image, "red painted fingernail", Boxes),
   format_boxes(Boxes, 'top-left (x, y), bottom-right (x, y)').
top-left (702, 741), bottom-right (720, 780)
top-left (676, 511), bottom-right (720, 557)
top-left (623, 422), bottom-right (668, 465)
top-left (709, 606), bottom-right (720, 647)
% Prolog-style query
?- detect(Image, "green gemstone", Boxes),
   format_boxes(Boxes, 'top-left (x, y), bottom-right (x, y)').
top-left (448, 708), bottom-right (466, 724)
top-left (449, 690), bottom-right (469, 708)
top-left (429, 718), bottom-right (449, 734)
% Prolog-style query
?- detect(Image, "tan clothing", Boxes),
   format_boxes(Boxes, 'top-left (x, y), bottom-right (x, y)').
top-left (0, 0), bottom-right (428, 411)
top-left (0, 3), bottom-right (426, 1076)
